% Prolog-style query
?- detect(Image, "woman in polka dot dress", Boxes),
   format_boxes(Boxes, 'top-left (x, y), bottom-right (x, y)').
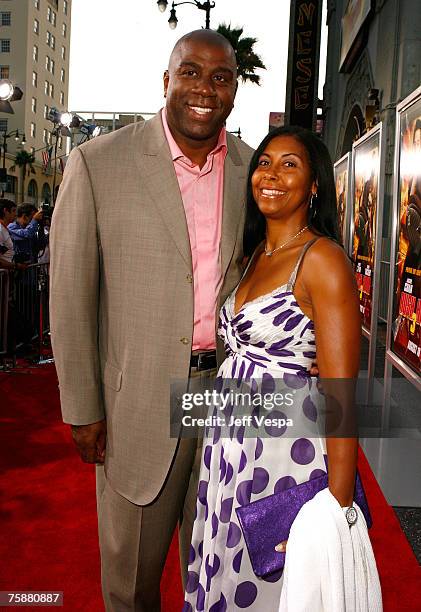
top-left (183, 126), bottom-right (362, 611)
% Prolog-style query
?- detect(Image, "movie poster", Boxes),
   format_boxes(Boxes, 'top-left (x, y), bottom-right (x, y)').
top-left (334, 154), bottom-right (350, 250)
top-left (391, 94), bottom-right (421, 375)
top-left (351, 131), bottom-right (380, 331)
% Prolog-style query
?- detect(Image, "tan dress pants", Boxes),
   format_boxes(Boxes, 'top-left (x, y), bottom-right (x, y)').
top-left (96, 367), bottom-right (214, 612)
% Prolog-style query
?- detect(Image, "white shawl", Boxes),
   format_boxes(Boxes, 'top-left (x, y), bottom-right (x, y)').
top-left (279, 488), bottom-right (382, 611)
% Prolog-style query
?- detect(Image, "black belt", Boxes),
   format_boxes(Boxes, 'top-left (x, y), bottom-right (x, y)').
top-left (190, 350), bottom-right (217, 371)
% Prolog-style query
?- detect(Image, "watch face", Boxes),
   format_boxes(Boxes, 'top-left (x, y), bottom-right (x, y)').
top-left (346, 506), bottom-right (358, 525)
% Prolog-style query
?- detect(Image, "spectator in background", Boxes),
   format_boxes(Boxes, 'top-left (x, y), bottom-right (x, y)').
top-left (0, 198), bottom-right (16, 263)
top-left (8, 203), bottom-right (44, 263)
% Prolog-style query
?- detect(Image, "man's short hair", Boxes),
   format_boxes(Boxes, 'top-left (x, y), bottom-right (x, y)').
top-left (17, 203), bottom-right (37, 218)
top-left (0, 198), bottom-right (16, 219)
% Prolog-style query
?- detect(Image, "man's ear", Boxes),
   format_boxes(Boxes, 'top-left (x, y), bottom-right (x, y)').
top-left (163, 70), bottom-right (169, 98)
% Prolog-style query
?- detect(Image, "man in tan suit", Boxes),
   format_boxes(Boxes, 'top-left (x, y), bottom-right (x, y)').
top-left (50, 30), bottom-right (253, 611)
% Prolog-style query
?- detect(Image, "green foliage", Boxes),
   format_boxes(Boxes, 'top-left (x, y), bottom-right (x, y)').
top-left (216, 23), bottom-right (266, 86)
top-left (10, 150), bottom-right (36, 177)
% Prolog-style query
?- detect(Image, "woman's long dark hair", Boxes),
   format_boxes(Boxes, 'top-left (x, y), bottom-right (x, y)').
top-left (243, 125), bottom-right (340, 257)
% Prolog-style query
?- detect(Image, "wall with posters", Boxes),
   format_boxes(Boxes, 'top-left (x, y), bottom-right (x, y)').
top-left (390, 89), bottom-right (421, 376)
top-left (334, 153), bottom-right (352, 252)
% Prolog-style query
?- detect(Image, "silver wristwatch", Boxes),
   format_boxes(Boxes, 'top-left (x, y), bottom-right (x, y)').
top-left (342, 506), bottom-right (358, 526)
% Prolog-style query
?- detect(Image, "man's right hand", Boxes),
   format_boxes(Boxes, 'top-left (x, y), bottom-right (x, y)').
top-left (33, 211), bottom-right (43, 222)
top-left (70, 419), bottom-right (107, 464)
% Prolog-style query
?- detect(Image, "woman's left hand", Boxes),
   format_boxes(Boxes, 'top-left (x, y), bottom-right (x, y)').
top-left (275, 540), bottom-right (287, 553)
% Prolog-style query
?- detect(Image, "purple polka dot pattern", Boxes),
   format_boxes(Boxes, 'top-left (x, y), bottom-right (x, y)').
top-left (219, 497), bottom-right (233, 523)
top-left (236, 480), bottom-right (252, 506)
top-left (238, 451), bottom-right (247, 473)
top-left (303, 395), bottom-right (317, 422)
top-left (232, 549), bottom-right (243, 573)
top-left (234, 581), bottom-right (258, 608)
top-left (204, 446), bottom-right (212, 469)
top-left (185, 571), bottom-right (199, 594)
top-left (310, 468), bottom-right (326, 479)
top-left (291, 438), bottom-right (316, 465)
top-left (274, 475), bottom-right (297, 493)
top-left (254, 437), bottom-right (263, 460)
top-left (226, 522), bottom-right (242, 548)
top-left (198, 481), bottom-right (208, 505)
top-left (209, 594), bottom-right (227, 612)
top-left (184, 240), bottom-right (328, 610)
top-left (264, 410), bottom-right (288, 437)
top-left (196, 584), bottom-right (205, 611)
top-left (182, 603), bottom-right (193, 612)
top-left (251, 467), bottom-right (270, 494)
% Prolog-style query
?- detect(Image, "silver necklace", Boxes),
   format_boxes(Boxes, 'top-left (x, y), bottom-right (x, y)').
top-left (264, 225), bottom-right (309, 257)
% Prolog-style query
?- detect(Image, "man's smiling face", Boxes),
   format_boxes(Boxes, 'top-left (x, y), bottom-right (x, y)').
top-left (163, 36), bottom-right (237, 146)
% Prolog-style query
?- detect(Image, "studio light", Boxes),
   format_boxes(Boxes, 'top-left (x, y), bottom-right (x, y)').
top-left (0, 79), bottom-right (14, 101)
top-left (60, 111), bottom-right (73, 128)
top-left (168, 7), bottom-right (178, 29)
top-left (80, 122), bottom-right (102, 138)
top-left (157, 0), bottom-right (168, 12)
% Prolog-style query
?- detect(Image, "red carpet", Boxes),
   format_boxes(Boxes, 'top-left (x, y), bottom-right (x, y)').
top-left (1, 363), bottom-right (420, 611)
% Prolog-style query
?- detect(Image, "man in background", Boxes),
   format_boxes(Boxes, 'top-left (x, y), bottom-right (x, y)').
top-left (8, 203), bottom-right (44, 264)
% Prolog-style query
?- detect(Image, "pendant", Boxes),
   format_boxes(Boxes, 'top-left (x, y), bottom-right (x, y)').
top-left (266, 251), bottom-right (273, 257)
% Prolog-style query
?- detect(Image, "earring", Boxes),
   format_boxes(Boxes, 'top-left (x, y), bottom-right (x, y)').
top-left (309, 192), bottom-right (318, 217)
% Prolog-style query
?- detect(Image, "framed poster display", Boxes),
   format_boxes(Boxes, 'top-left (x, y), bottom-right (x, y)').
top-left (385, 85), bottom-right (421, 390)
top-left (334, 153), bottom-right (352, 254)
top-left (351, 123), bottom-right (385, 336)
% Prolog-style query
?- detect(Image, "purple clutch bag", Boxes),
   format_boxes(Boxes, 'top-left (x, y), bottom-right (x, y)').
top-left (235, 471), bottom-right (372, 578)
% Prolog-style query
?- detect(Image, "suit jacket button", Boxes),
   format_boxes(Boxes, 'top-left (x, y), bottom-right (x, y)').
top-left (186, 273), bottom-right (193, 283)
top-left (180, 337), bottom-right (190, 345)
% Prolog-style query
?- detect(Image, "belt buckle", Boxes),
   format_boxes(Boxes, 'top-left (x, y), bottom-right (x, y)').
top-left (197, 352), bottom-right (205, 371)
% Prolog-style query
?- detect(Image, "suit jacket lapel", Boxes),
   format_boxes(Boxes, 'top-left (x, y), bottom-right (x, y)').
top-left (137, 114), bottom-right (192, 270)
top-left (220, 135), bottom-right (248, 278)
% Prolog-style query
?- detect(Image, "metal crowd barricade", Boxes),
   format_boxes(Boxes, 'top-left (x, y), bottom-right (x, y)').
top-left (0, 270), bottom-right (10, 357)
top-left (12, 263), bottom-right (53, 364)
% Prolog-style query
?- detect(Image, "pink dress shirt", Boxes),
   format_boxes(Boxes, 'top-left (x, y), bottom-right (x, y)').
top-left (161, 108), bottom-right (226, 350)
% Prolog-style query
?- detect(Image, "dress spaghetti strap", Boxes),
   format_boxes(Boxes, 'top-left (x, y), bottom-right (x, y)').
top-left (286, 237), bottom-right (320, 292)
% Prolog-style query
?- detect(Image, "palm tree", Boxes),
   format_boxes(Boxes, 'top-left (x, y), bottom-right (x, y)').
top-left (10, 150), bottom-right (36, 203)
top-left (216, 23), bottom-right (266, 86)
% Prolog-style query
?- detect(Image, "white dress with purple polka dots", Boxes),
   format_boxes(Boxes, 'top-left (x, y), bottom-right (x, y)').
top-left (183, 239), bottom-right (327, 612)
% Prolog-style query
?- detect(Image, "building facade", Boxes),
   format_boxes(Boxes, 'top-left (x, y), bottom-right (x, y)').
top-left (322, 0), bottom-right (421, 320)
top-left (0, 0), bottom-right (71, 204)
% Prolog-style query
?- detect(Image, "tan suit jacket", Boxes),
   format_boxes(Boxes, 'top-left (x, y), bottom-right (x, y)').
top-left (50, 113), bottom-right (253, 505)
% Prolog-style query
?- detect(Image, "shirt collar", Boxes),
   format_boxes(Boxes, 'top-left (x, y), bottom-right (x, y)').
top-left (161, 107), bottom-right (227, 165)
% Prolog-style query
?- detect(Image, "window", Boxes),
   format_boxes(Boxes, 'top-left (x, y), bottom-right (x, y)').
top-left (51, 34), bottom-right (55, 49)
top-left (31, 123), bottom-right (36, 138)
top-left (0, 40), bottom-right (10, 53)
top-left (30, 147), bottom-right (36, 156)
top-left (45, 55), bottom-right (50, 70)
top-left (1, 12), bottom-right (11, 26)
top-left (58, 135), bottom-right (63, 149)
top-left (60, 68), bottom-right (65, 83)
top-left (44, 104), bottom-right (49, 119)
top-left (32, 71), bottom-right (37, 87)
top-left (50, 83), bottom-right (54, 98)
top-left (45, 80), bottom-right (49, 95)
top-left (43, 128), bottom-right (49, 145)
top-left (33, 45), bottom-right (38, 62)
top-left (31, 97), bottom-right (37, 113)
top-left (50, 59), bottom-right (55, 74)
top-left (34, 19), bottom-right (39, 34)
top-left (46, 31), bottom-right (51, 45)
top-left (0, 65), bottom-right (9, 79)
top-left (60, 91), bottom-right (64, 105)
top-left (47, 7), bottom-right (57, 26)
top-left (63, 1), bottom-right (68, 15)
top-left (34, 0), bottom-right (40, 9)
top-left (61, 45), bottom-right (66, 60)
top-left (0, 119), bottom-right (8, 134)
top-left (62, 23), bottom-right (66, 37)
